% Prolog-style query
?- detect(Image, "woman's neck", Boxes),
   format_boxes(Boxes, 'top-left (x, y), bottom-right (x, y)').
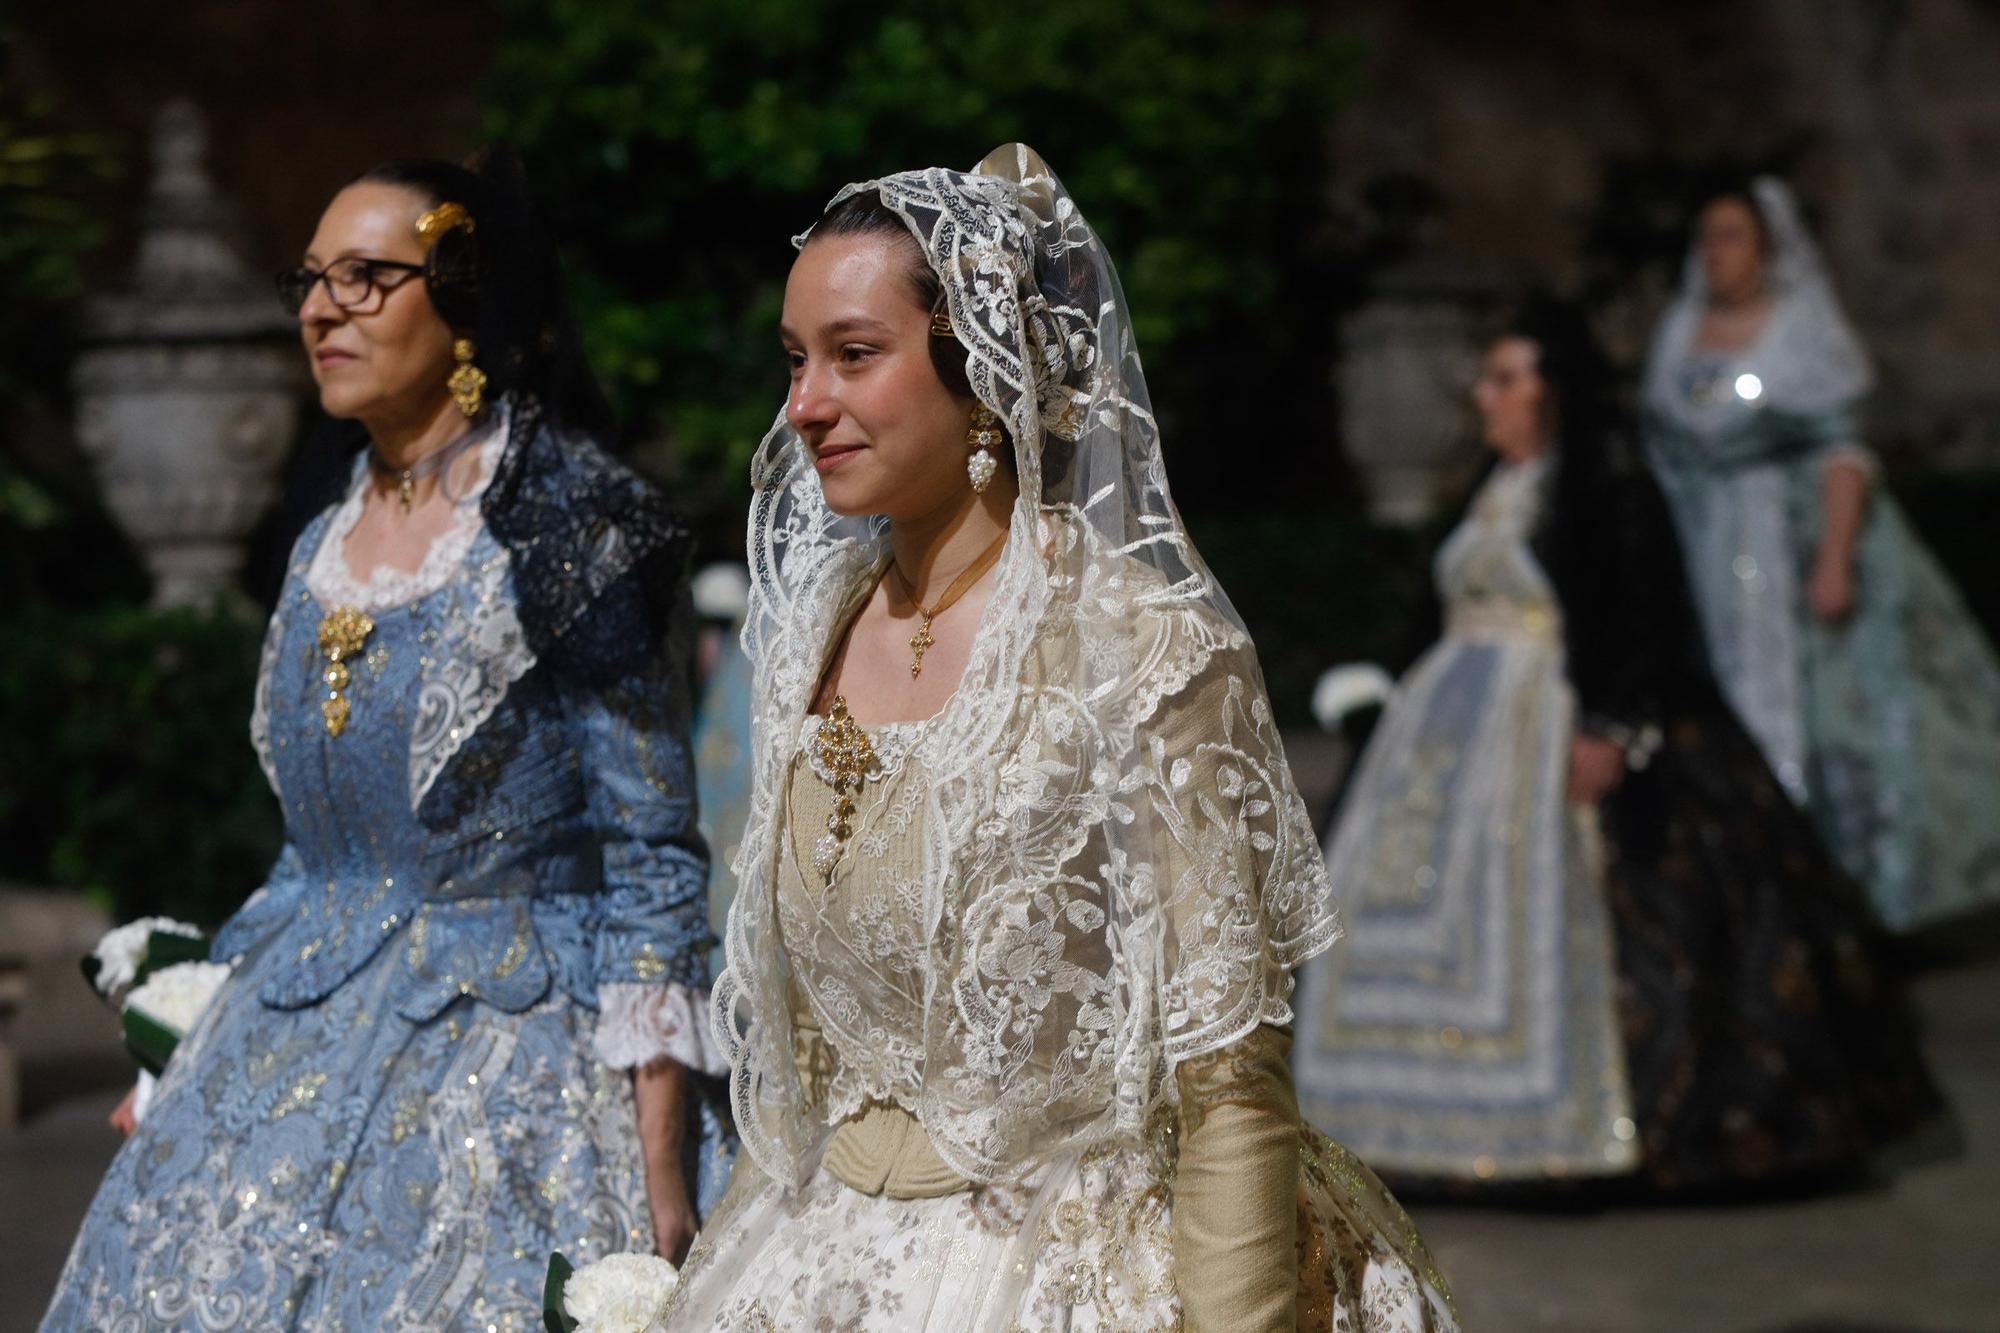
top-left (363, 394), bottom-right (469, 472)
top-left (1492, 434), bottom-right (1551, 467)
top-left (888, 474), bottom-right (1018, 597)
top-left (360, 393), bottom-right (478, 506)
top-left (1706, 279), bottom-right (1768, 314)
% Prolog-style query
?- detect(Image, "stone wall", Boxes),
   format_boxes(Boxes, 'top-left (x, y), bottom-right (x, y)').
top-left (1329, 0), bottom-right (2000, 514)
top-left (9, 0), bottom-right (492, 275)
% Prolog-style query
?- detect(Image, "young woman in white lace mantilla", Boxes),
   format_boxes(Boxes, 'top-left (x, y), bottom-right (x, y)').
top-left (663, 144), bottom-right (1456, 1333)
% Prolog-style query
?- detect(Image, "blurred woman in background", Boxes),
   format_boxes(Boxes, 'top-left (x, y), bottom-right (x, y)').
top-left (691, 559), bottom-right (754, 976)
top-left (1642, 178), bottom-right (2000, 933)
top-left (44, 149), bottom-right (730, 1331)
top-left (1293, 307), bottom-right (1940, 1197)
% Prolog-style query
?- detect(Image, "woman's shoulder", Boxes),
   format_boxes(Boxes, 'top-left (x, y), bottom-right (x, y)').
top-left (492, 401), bottom-right (692, 681)
top-left (1039, 524), bottom-right (1258, 725)
top-left (1082, 537), bottom-right (1249, 649)
top-left (515, 409), bottom-right (671, 521)
top-left (497, 403), bottom-right (689, 579)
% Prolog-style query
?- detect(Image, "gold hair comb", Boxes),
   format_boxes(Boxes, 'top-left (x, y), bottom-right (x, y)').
top-left (415, 202), bottom-right (475, 249)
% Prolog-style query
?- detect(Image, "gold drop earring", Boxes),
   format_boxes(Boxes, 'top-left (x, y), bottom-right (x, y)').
top-left (966, 403), bottom-right (1000, 494)
top-left (448, 338), bottom-right (487, 417)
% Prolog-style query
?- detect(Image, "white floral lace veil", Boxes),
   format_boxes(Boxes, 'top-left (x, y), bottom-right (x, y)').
top-left (712, 143), bottom-right (1340, 1190)
top-left (1642, 175), bottom-right (1874, 431)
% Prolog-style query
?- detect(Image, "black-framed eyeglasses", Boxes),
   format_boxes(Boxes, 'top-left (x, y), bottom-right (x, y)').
top-left (276, 257), bottom-right (425, 316)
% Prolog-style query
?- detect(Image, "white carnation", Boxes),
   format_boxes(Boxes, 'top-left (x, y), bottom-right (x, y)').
top-left (564, 1252), bottom-right (680, 1333)
top-left (690, 561), bottom-right (749, 620)
top-left (1312, 663), bottom-right (1395, 732)
top-left (125, 961), bottom-right (232, 1037)
top-left (90, 917), bottom-right (203, 1000)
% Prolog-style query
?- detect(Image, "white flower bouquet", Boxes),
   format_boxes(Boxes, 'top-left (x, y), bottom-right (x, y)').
top-left (121, 960), bottom-right (231, 1076)
top-left (83, 917), bottom-right (227, 1078)
top-left (1311, 662), bottom-right (1395, 732)
top-left (82, 916), bottom-right (206, 1007)
top-left (543, 1250), bottom-right (680, 1333)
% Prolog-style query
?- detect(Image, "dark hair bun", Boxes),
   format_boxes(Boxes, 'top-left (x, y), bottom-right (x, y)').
top-left (423, 220), bottom-right (481, 328)
top-left (350, 147), bottom-right (613, 439)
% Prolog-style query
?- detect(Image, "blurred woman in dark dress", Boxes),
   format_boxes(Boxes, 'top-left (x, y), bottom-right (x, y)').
top-left (1294, 306), bottom-right (1941, 1196)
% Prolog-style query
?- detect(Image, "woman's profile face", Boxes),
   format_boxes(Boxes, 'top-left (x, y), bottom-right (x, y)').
top-left (780, 231), bottom-right (976, 522)
top-left (296, 182), bottom-right (457, 426)
top-left (1472, 336), bottom-right (1549, 460)
top-left (1699, 195), bottom-right (1767, 302)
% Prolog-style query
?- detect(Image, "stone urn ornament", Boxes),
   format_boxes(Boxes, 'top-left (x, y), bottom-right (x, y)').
top-left (1338, 255), bottom-right (1516, 526)
top-left (73, 99), bottom-right (300, 610)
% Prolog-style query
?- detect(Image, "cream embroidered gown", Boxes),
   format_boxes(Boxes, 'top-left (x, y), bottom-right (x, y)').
top-left (665, 706), bottom-right (1458, 1331)
top-left (672, 142), bottom-right (1458, 1333)
top-left (1292, 458), bottom-right (1638, 1181)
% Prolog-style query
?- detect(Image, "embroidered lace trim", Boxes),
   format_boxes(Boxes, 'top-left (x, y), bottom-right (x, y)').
top-left (594, 981), bottom-right (730, 1075)
top-left (305, 426), bottom-right (506, 613)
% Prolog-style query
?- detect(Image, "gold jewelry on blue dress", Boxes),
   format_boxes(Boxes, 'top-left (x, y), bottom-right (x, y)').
top-left (317, 606), bottom-right (374, 737)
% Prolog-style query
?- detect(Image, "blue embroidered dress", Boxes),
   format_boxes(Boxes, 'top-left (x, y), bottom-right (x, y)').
top-left (44, 405), bottom-right (729, 1332)
top-left (1643, 314), bottom-right (2000, 933)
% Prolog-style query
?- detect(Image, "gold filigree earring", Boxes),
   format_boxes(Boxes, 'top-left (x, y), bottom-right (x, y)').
top-left (966, 403), bottom-right (1000, 494)
top-left (448, 338), bottom-right (487, 417)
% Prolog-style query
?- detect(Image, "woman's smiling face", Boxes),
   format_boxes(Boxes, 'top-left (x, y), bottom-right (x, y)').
top-left (780, 230), bottom-right (978, 522)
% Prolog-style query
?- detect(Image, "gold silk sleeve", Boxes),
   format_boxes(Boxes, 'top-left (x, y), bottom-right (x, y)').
top-left (1172, 1023), bottom-right (1301, 1333)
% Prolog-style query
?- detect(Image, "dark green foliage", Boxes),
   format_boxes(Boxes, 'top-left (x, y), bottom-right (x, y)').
top-left (0, 606), bottom-right (281, 926)
top-left (0, 60), bottom-right (117, 403)
top-left (1192, 509), bottom-right (1441, 727)
top-left (541, 1252), bottom-right (577, 1332)
top-left (483, 0), bottom-right (1354, 518)
top-left (0, 35), bottom-right (123, 589)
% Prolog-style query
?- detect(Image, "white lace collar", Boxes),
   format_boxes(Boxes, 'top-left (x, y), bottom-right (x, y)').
top-left (305, 412), bottom-right (508, 612)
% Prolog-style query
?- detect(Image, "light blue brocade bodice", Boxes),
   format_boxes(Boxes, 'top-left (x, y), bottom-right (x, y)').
top-left (214, 504), bottom-right (712, 1024)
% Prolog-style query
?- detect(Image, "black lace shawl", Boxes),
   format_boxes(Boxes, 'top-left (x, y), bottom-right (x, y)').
top-left (481, 395), bottom-right (693, 690)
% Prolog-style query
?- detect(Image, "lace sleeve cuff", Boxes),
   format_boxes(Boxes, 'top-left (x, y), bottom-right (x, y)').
top-left (592, 981), bottom-right (730, 1075)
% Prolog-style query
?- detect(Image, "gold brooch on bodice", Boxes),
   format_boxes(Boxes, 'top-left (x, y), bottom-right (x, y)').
top-left (810, 696), bottom-right (878, 883)
top-left (317, 606), bottom-right (375, 737)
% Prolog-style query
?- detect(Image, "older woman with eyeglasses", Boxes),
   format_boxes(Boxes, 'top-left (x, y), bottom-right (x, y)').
top-left (42, 148), bottom-right (732, 1332)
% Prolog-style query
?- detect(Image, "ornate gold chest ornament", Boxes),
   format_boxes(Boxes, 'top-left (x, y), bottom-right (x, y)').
top-left (317, 606), bottom-right (375, 737)
top-left (810, 696), bottom-right (878, 883)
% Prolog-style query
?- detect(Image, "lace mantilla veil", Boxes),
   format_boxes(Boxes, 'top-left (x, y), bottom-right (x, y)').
top-left (1643, 175), bottom-right (1875, 432)
top-left (711, 144), bottom-right (1341, 1190)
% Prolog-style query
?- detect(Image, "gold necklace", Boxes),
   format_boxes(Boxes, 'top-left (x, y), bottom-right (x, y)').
top-left (810, 696), bottom-right (879, 883)
top-left (887, 531), bottom-right (1007, 678)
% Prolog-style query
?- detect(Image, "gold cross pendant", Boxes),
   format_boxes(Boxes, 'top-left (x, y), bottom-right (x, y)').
top-left (908, 617), bottom-right (936, 678)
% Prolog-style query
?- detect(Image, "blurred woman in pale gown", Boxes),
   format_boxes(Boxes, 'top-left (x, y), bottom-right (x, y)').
top-left (1642, 178), bottom-right (2000, 933)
